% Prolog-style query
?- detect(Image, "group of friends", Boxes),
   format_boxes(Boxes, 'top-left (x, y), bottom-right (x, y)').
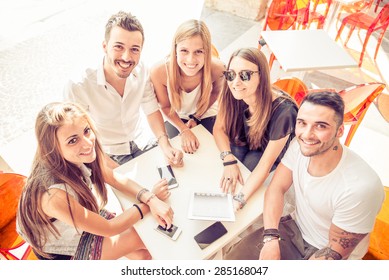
top-left (16, 11), bottom-right (384, 260)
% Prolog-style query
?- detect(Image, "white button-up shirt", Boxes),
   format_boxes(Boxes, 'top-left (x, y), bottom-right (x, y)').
top-left (64, 60), bottom-right (159, 155)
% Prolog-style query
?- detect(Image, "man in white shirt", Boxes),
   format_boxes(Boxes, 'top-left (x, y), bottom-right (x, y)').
top-left (64, 11), bottom-right (183, 168)
top-left (225, 91), bottom-right (384, 260)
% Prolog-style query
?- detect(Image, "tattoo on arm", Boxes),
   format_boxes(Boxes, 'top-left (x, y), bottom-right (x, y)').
top-left (314, 247), bottom-right (342, 260)
top-left (335, 231), bottom-right (366, 249)
top-left (315, 231), bottom-right (367, 260)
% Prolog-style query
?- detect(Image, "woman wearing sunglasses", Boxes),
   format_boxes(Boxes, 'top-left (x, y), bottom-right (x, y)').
top-left (213, 48), bottom-right (298, 210)
top-left (150, 19), bottom-right (225, 154)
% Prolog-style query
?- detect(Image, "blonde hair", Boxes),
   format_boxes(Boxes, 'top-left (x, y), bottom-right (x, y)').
top-left (17, 102), bottom-right (107, 258)
top-left (167, 19), bottom-right (213, 116)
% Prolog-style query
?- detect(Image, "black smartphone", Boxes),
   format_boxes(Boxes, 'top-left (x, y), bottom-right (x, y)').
top-left (194, 221), bottom-right (227, 249)
top-left (157, 165), bottom-right (178, 189)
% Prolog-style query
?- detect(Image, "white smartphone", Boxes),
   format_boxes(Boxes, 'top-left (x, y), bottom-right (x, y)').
top-left (157, 164), bottom-right (179, 189)
top-left (154, 224), bottom-right (182, 241)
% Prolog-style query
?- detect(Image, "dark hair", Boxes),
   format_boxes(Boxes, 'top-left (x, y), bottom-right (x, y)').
top-left (300, 91), bottom-right (345, 126)
top-left (105, 11), bottom-right (144, 44)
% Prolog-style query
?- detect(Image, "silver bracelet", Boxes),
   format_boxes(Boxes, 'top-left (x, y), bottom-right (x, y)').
top-left (233, 192), bottom-right (247, 209)
top-left (136, 188), bottom-right (149, 203)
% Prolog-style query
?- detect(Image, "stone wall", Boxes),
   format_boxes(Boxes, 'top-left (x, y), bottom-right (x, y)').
top-left (205, 0), bottom-right (264, 21)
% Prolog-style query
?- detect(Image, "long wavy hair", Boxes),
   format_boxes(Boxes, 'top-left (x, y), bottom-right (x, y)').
top-left (218, 47), bottom-right (294, 150)
top-left (167, 19), bottom-right (213, 116)
top-left (17, 102), bottom-right (107, 258)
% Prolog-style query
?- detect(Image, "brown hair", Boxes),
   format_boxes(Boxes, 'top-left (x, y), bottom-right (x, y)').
top-left (104, 11), bottom-right (144, 44)
top-left (17, 102), bottom-right (107, 258)
top-left (218, 47), bottom-right (295, 149)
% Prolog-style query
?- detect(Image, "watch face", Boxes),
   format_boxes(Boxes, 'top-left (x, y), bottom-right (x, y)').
top-left (220, 151), bottom-right (231, 160)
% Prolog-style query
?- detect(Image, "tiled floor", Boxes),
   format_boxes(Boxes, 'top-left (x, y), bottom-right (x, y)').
top-left (1, 0), bottom-right (388, 187)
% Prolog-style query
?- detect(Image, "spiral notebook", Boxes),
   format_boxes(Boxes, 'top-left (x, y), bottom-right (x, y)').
top-left (187, 192), bottom-right (235, 222)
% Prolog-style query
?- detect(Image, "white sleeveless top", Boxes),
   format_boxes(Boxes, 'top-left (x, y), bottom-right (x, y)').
top-left (175, 84), bottom-right (218, 120)
top-left (17, 164), bottom-right (97, 256)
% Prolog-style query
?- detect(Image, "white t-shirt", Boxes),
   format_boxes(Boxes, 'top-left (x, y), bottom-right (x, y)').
top-left (64, 60), bottom-right (159, 155)
top-left (282, 139), bottom-right (384, 259)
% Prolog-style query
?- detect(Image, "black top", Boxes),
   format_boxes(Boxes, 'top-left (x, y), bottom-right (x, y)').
top-left (241, 95), bottom-right (298, 169)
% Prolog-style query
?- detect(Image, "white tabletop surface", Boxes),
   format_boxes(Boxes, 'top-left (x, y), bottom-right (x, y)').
top-left (261, 29), bottom-right (358, 72)
top-left (112, 125), bottom-right (271, 260)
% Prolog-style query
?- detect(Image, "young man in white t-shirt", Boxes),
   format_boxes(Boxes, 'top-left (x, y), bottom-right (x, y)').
top-left (225, 91), bottom-right (384, 260)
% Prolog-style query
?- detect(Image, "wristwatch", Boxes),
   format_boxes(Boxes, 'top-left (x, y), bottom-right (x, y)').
top-left (220, 151), bottom-right (232, 160)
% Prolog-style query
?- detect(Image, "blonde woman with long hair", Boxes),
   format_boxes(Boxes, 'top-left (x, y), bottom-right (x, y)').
top-left (17, 102), bottom-right (173, 260)
top-left (150, 19), bottom-right (225, 154)
top-left (213, 48), bottom-right (298, 211)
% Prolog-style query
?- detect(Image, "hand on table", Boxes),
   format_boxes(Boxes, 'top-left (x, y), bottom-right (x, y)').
top-left (220, 164), bottom-right (243, 194)
top-left (152, 179), bottom-right (171, 201)
top-left (163, 146), bottom-right (184, 168)
top-left (180, 129), bottom-right (199, 154)
top-left (148, 196), bottom-right (174, 229)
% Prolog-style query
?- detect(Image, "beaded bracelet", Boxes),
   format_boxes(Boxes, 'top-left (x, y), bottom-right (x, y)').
top-left (133, 204), bottom-right (143, 219)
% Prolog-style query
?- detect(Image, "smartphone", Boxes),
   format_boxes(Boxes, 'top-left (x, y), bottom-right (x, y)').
top-left (154, 224), bottom-right (182, 241)
top-left (157, 165), bottom-right (178, 189)
top-left (194, 221), bottom-right (228, 249)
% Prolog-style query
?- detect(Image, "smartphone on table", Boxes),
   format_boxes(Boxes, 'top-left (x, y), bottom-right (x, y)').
top-left (154, 224), bottom-right (182, 241)
top-left (194, 221), bottom-right (228, 249)
top-left (157, 164), bottom-right (178, 189)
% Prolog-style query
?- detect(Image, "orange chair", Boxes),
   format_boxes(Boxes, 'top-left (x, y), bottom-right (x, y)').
top-left (363, 186), bottom-right (389, 260)
top-left (263, 0), bottom-right (298, 31)
top-left (0, 173), bottom-right (38, 260)
top-left (272, 77), bottom-right (309, 105)
top-left (339, 82), bottom-right (386, 146)
top-left (336, 0), bottom-right (374, 23)
top-left (260, 0), bottom-right (299, 69)
top-left (296, 0), bottom-right (333, 29)
top-left (335, 3), bottom-right (389, 67)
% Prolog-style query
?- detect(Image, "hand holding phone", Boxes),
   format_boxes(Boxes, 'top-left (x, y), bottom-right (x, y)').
top-left (154, 224), bottom-right (182, 241)
top-left (194, 221), bottom-right (227, 249)
top-left (157, 165), bottom-right (178, 189)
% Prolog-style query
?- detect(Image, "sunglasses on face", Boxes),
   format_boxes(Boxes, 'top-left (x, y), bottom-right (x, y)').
top-left (223, 69), bottom-right (260, 82)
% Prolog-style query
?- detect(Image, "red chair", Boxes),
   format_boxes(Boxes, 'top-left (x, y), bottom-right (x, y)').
top-left (0, 173), bottom-right (38, 260)
top-left (375, 0), bottom-right (383, 13)
top-left (335, 3), bottom-right (389, 67)
top-left (339, 82), bottom-right (386, 146)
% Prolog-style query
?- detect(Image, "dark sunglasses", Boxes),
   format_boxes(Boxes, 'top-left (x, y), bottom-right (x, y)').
top-left (223, 70), bottom-right (259, 82)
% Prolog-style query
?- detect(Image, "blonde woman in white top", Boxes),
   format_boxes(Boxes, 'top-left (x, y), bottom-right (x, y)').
top-left (150, 19), bottom-right (225, 154)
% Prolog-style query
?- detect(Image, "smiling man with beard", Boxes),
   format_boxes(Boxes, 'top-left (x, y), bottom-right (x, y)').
top-left (225, 91), bottom-right (385, 260)
top-left (64, 11), bottom-right (183, 168)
